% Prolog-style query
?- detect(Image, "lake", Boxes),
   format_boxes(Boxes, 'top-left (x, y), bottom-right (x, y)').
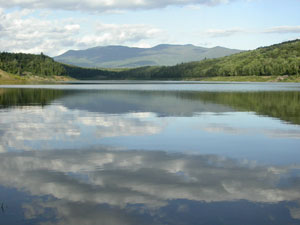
top-left (0, 82), bottom-right (300, 225)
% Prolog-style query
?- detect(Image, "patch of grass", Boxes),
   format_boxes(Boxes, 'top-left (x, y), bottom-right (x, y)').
top-left (186, 75), bottom-right (300, 82)
top-left (0, 69), bottom-right (75, 84)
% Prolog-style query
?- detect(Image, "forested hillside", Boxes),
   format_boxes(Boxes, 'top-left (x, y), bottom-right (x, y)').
top-left (117, 39), bottom-right (300, 79)
top-left (0, 52), bottom-right (112, 80)
top-left (0, 52), bottom-right (66, 76)
top-left (1, 39), bottom-right (300, 81)
top-left (63, 64), bottom-right (117, 79)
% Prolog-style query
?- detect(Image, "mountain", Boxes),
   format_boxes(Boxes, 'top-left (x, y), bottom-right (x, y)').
top-left (115, 39), bottom-right (300, 79)
top-left (54, 44), bottom-right (242, 68)
top-left (1, 40), bottom-right (299, 82)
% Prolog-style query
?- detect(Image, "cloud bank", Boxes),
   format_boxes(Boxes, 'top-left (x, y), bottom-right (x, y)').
top-left (0, 0), bottom-right (235, 12)
top-left (263, 26), bottom-right (300, 34)
top-left (203, 26), bottom-right (300, 38)
top-left (0, 9), bottom-right (162, 55)
top-left (203, 28), bottom-right (245, 37)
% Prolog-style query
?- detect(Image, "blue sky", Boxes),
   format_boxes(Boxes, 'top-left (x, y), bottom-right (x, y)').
top-left (0, 0), bottom-right (299, 56)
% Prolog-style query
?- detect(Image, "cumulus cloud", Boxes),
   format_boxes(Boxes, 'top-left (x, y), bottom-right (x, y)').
top-left (0, 9), bottom-right (79, 55)
top-left (0, 0), bottom-right (236, 12)
top-left (263, 26), bottom-right (300, 34)
top-left (76, 22), bottom-right (161, 49)
top-left (0, 9), bottom-right (162, 55)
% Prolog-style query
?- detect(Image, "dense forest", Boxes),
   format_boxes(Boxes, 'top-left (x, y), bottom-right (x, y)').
top-left (0, 39), bottom-right (299, 80)
top-left (63, 64), bottom-right (117, 79)
top-left (0, 52), bottom-right (67, 76)
top-left (0, 52), bottom-right (115, 79)
top-left (117, 39), bottom-right (300, 79)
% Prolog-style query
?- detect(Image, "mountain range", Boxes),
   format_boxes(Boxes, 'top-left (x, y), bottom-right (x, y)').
top-left (54, 44), bottom-right (242, 68)
top-left (114, 39), bottom-right (300, 80)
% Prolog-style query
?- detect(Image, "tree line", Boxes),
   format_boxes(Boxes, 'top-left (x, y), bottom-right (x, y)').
top-left (1, 39), bottom-right (299, 80)
top-left (0, 52), bottom-right (66, 76)
top-left (117, 39), bottom-right (300, 79)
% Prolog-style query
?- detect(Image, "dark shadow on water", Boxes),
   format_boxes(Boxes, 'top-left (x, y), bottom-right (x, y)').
top-left (0, 88), bottom-right (65, 108)
top-left (1, 88), bottom-right (299, 124)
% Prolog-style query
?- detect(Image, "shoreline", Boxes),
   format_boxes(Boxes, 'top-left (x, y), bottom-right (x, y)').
top-left (1, 72), bottom-right (300, 85)
top-left (186, 75), bottom-right (300, 83)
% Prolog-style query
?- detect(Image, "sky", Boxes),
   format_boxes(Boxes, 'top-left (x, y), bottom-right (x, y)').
top-left (0, 0), bottom-right (299, 56)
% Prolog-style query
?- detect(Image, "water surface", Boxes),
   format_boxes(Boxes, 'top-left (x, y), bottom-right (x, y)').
top-left (0, 82), bottom-right (300, 225)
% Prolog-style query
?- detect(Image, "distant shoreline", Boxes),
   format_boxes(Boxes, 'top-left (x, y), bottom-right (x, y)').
top-left (187, 75), bottom-right (300, 83)
top-left (1, 75), bottom-right (300, 85)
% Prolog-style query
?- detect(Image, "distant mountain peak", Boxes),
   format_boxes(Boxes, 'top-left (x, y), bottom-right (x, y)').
top-left (54, 44), bottom-right (243, 68)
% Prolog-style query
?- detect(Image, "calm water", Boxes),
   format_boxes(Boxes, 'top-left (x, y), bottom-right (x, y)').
top-left (0, 82), bottom-right (300, 225)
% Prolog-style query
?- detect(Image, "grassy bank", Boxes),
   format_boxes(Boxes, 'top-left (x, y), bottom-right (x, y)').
top-left (0, 69), bottom-right (75, 84)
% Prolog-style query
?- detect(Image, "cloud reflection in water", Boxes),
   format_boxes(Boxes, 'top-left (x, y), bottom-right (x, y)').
top-left (1, 87), bottom-right (300, 224)
top-left (0, 148), bottom-right (300, 224)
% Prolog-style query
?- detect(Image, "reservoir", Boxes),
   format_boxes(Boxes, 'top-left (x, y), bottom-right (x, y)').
top-left (0, 82), bottom-right (300, 225)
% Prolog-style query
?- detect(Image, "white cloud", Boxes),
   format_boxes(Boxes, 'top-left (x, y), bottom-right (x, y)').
top-left (203, 28), bottom-right (245, 37)
top-left (202, 26), bottom-right (300, 38)
top-left (75, 22), bottom-right (162, 49)
top-left (0, 9), bottom-right (162, 56)
top-left (263, 26), bottom-right (300, 34)
top-left (0, 0), bottom-right (236, 12)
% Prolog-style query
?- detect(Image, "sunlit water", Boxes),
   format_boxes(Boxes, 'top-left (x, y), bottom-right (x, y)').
top-left (0, 82), bottom-right (300, 225)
